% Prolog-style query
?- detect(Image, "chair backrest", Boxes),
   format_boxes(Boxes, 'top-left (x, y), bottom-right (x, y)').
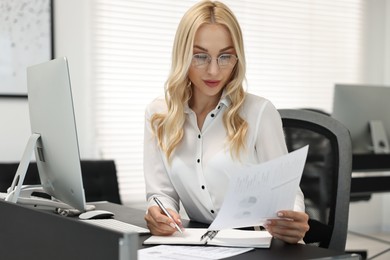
top-left (0, 160), bottom-right (121, 204)
top-left (279, 109), bottom-right (352, 252)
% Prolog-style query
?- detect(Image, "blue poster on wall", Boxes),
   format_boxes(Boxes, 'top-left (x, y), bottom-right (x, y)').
top-left (0, 0), bottom-right (52, 97)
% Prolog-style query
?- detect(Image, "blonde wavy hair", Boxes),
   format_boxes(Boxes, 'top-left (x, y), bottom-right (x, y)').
top-left (151, 0), bottom-right (248, 162)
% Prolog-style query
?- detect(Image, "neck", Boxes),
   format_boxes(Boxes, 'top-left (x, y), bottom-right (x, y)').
top-left (189, 95), bottom-right (220, 115)
top-left (189, 92), bottom-right (221, 130)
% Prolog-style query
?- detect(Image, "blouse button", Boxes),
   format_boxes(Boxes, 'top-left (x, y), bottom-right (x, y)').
top-left (197, 159), bottom-right (200, 163)
top-left (201, 185), bottom-right (205, 190)
top-left (198, 134), bottom-right (201, 139)
top-left (211, 114), bottom-right (215, 118)
top-left (211, 210), bottom-right (215, 214)
top-left (217, 106), bottom-right (221, 109)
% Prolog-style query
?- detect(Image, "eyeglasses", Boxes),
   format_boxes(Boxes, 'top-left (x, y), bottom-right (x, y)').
top-left (192, 53), bottom-right (238, 69)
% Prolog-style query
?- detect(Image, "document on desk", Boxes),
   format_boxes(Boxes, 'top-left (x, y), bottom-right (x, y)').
top-left (208, 145), bottom-right (308, 230)
top-left (138, 245), bottom-right (254, 260)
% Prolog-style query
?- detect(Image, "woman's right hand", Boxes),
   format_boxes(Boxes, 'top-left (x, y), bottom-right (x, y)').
top-left (144, 205), bottom-right (184, 235)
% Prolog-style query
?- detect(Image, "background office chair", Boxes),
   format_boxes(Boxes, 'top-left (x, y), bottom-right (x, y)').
top-left (279, 109), bottom-right (352, 252)
top-left (0, 160), bottom-right (121, 204)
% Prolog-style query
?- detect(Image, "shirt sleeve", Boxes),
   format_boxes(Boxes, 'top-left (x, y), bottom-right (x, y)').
top-left (143, 101), bottom-right (180, 213)
top-left (254, 101), bottom-right (305, 212)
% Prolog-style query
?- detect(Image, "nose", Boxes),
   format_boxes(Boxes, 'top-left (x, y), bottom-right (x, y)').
top-left (207, 58), bottom-right (220, 75)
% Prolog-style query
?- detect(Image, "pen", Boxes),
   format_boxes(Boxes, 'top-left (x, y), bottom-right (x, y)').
top-left (153, 197), bottom-right (183, 233)
top-left (200, 230), bottom-right (219, 243)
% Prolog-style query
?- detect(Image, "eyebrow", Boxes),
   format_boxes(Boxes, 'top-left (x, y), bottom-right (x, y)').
top-left (193, 45), bottom-right (235, 53)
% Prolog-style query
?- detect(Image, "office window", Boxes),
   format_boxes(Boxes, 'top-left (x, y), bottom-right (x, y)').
top-left (91, 0), bottom-right (366, 208)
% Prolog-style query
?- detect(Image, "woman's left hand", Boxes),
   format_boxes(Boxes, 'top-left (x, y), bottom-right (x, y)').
top-left (264, 210), bottom-right (309, 244)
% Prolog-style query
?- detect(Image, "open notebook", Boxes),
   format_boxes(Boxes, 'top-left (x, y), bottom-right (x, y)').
top-left (143, 228), bottom-right (272, 248)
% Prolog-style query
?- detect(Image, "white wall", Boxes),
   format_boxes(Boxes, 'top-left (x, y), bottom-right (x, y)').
top-left (52, 0), bottom-right (96, 158)
top-left (0, 99), bottom-right (30, 161)
top-left (0, 0), bottom-right (389, 232)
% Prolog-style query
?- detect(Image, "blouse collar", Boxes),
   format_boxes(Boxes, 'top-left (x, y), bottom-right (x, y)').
top-left (184, 90), bottom-right (231, 114)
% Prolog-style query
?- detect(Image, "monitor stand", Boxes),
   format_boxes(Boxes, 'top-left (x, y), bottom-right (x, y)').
top-left (3, 134), bottom-right (94, 211)
top-left (369, 120), bottom-right (390, 154)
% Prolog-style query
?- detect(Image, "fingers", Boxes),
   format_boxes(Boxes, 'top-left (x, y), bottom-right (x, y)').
top-left (278, 210), bottom-right (309, 223)
top-left (264, 211), bottom-right (309, 244)
top-left (173, 213), bottom-right (185, 230)
top-left (144, 206), bottom-right (183, 236)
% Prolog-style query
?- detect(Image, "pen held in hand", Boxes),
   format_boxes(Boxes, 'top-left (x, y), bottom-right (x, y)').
top-left (153, 197), bottom-right (183, 234)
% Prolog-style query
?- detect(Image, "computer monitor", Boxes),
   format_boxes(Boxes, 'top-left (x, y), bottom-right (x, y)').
top-left (332, 84), bottom-right (390, 155)
top-left (4, 57), bottom-right (88, 211)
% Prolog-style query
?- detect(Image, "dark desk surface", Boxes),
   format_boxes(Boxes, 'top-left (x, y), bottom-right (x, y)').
top-left (0, 200), bottom-right (133, 260)
top-left (94, 202), bottom-right (355, 260)
top-left (351, 154), bottom-right (390, 196)
top-left (353, 154), bottom-right (390, 171)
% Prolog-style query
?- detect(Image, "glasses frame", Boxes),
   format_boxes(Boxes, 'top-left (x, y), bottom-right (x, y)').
top-left (191, 53), bottom-right (238, 69)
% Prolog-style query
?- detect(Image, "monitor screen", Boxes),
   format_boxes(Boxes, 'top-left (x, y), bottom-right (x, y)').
top-left (332, 84), bottom-right (390, 154)
top-left (26, 57), bottom-right (87, 211)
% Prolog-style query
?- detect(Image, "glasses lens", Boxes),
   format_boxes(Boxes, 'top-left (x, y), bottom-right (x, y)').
top-left (218, 54), bottom-right (237, 67)
top-left (192, 54), bottom-right (210, 67)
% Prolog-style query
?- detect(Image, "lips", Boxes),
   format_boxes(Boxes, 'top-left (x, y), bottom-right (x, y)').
top-left (204, 80), bottom-right (221, 87)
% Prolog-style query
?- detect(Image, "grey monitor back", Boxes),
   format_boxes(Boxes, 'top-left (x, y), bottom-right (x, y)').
top-left (332, 84), bottom-right (390, 154)
top-left (27, 57), bottom-right (87, 211)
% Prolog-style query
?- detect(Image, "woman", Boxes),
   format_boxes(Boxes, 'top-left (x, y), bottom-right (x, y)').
top-left (144, 0), bottom-right (309, 244)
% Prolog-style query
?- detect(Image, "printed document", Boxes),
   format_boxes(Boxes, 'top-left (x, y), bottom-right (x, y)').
top-left (208, 145), bottom-right (308, 230)
top-left (138, 245), bottom-right (253, 260)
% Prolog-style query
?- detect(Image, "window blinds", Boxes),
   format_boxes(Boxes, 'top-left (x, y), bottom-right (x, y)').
top-left (91, 0), bottom-right (365, 208)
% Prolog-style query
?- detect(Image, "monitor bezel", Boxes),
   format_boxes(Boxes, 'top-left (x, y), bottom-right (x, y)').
top-left (26, 57), bottom-right (87, 211)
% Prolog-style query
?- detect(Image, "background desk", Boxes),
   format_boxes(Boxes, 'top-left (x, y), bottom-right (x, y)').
top-left (94, 202), bottom-right (357, 260)
top-left (351, 154), bottom-right (390, 198)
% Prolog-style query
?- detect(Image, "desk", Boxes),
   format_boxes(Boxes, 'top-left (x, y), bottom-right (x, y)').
top-left (0, 200), bottom-right (137, 260)
top-left (351, 154), bottom-right (390, 197)
top-left (0, 200), bottom-right (357, 260)
top-left (94, 202), bottom-right (357, 260)
top-left (353, 154), bottom-right (390, 171)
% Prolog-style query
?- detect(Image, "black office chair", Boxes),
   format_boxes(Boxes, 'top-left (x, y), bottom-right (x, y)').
top-left (279, 109), bottom-right (352, 252)
top-left (0, 160), bottom-right (121, 204)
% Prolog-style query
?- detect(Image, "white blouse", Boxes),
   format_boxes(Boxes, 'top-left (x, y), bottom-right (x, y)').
top-left (144, 93), bottom-right (305, 224)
